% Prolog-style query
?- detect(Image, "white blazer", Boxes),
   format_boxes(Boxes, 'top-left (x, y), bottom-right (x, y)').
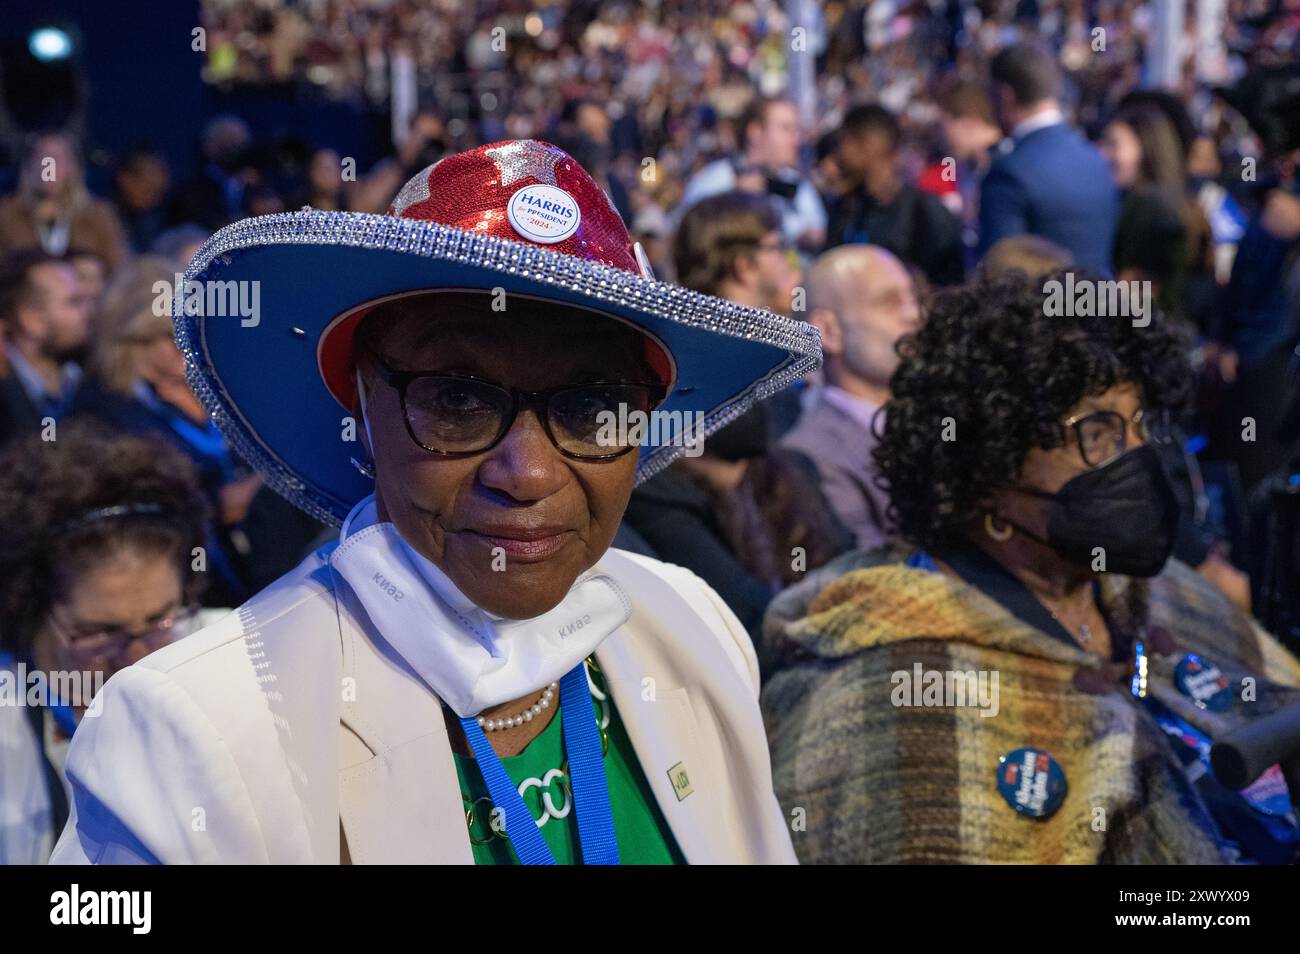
top-left (1, 609), bottom-right (229, 865)
top-left (0, 664), bottom-right (59, 865)
top-left (49, 547), bottom-right (797, 864)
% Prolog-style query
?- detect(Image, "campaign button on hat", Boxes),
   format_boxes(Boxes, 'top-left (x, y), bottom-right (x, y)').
top-left (996, 747), bottom-right (1068, 819)
top-left (506, 183), bottom-right (581, 244)
top-left (1174, 653), bottom-right (1234, 712)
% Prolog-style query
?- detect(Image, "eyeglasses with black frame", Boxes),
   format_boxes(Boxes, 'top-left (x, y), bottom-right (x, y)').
top-left (1060, 407), bottom-right (1173, 468)
top-left (374, 362), bottom-right (668, 460)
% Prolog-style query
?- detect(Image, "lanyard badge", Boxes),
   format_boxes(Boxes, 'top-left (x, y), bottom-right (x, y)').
top-left (459, 663), bottom-right (620, 865)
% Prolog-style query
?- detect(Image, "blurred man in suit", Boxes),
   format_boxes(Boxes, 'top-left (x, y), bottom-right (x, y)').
top-left (0, 251), bottom-right (91, 447)
top-left (978, 43), bottom-right (1119, 272)
top-left (167, 116), bottom-right (253, 231)
top-left (781, 245), bottom-right (920, 547)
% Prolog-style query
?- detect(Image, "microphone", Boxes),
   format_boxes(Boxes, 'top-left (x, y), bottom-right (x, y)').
top-left (1210, 702), bottom-right (1300, 810)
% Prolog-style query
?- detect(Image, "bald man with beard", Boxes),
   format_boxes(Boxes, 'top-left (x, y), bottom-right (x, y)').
top-left (781, 245), bottom-right (921, 547)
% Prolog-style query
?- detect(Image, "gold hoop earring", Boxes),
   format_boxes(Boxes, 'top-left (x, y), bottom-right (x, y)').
top-left (983, 512), bottom-right (1014, 542)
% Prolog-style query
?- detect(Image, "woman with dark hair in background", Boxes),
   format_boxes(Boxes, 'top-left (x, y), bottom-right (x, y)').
top-left (1100, 102), bottom-right (1214, 322)
top-left (290, 148), bottom-right (348, 212)
top-left (763, 271), bottom-right (1300, 864)
top-left (0, 423), bottom-right (221, 864)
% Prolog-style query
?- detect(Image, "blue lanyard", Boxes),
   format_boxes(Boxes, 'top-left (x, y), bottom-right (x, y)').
top-left (165, 414), bottom-right (232, 473)
top-left (459, 663), bottom-right (620, 865)
top-left (49, 700), bottom-right (80, 739)
top-left (2, 651), bottom-right (79, 737)
top-left (136, 382), bottom-right (235, 482)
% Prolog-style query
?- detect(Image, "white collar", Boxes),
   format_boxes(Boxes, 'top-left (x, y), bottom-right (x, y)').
top-left (820, 385), bottom-right (884, 431)
top-left (341, 496), bottom-right (493, 619)
top-left (330, 495), bottom-right (631, 716)
top-left (4, 344), bottom-right (80, 409)
top-left (1011, 108), bottom-right (1064, 141)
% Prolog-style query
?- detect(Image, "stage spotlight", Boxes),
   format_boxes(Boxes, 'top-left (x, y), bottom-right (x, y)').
top-left (29, 27), bottom-right (73, 63)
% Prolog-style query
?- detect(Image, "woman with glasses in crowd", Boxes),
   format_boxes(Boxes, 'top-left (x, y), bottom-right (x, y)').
top-left (0, 423), bottom-right (221, 864)
top-left (49, 140), bottom-right (810, 864)
top-left (763, 270), bottom-right (1300, 864)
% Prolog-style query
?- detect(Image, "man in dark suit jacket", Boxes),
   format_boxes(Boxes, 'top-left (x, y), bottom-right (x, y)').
top-left (0, 369), bottom-right (44, 445)
top-left (978, 43), bottom-right (1119, 272)
top-left (167, 116), bottom-right (253, 231)
top-left (0, 251), bottom-right (89, 448)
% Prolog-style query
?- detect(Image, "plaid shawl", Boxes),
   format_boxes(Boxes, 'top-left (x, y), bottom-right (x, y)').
top-left (760, 547), bottom-right (1300, 864)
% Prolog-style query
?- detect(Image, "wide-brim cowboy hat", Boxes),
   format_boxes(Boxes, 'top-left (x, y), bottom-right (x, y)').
top-left (174, 139), bottom-right (821, 525)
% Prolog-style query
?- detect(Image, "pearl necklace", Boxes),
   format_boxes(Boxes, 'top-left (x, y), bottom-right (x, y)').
top-left (476, 682), bottom-right (558, 731)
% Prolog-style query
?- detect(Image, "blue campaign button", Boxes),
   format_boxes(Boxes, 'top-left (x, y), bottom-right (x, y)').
top-left (1174, 654), bottom-right (1234, 712)
top-left (996, 748), bottom-right (1068, 819)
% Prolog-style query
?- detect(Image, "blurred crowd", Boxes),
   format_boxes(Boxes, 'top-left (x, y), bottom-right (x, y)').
top-left (2, 0), bottom-right (1300, 863)
top-left (192, 0), bottom-right (1293, 241)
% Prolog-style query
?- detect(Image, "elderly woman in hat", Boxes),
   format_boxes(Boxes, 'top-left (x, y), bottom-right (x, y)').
top-left (51, 141), bottom-right (814, 865)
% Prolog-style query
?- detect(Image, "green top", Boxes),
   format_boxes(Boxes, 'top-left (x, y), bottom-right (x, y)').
top-left (454, 663), bottom-right (685, 865)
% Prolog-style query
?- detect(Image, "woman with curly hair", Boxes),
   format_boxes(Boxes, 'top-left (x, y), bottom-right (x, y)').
top-left (762, 270), bottom-right (1300, 864)
top-left (0, 422), bottom-right (221, 864)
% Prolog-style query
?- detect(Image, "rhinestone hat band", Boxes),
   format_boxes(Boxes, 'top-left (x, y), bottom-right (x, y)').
top-left (174, 208), bottom-right (822, 527)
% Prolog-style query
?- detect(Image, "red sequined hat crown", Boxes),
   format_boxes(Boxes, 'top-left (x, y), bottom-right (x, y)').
top-left (317, 139), bottom-right (662, 409)
top-left (388, 139), bottom-right (647, 276)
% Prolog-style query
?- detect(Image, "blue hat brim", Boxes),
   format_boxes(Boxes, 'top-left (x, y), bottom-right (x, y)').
top-left (175, 210), bottom-right (821, 526)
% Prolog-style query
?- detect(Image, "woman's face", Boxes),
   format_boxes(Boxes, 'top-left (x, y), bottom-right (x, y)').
top-left (136, 332), bottom-right (188, 387)
top-left (37, 549), bottom-right (186, 692)
top-left (358, 296), bottom-right (654, 619)
top-left (993, 382), bottom-right (1146, 538)
top-left (1100, 121), bottom-right (1142, 189)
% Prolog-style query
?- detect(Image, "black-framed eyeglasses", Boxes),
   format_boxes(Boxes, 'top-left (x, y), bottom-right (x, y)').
top-left (375, 362), bottom-right (668, 460)
top-left (1060, 407), bottom-right (1173, 468)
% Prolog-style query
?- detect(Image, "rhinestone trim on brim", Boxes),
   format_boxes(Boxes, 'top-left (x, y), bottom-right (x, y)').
top-left (173, 208), bottom-right (822, 527)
